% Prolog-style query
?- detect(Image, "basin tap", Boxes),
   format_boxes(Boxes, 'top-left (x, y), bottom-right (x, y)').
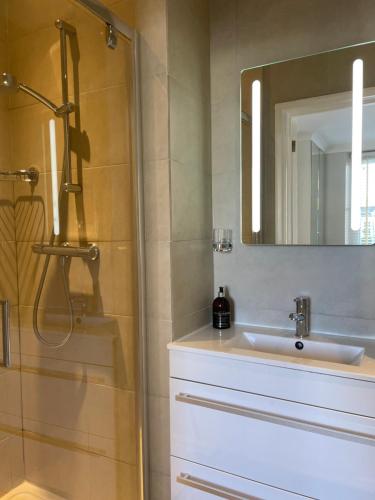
top-left (289, 296), bottom-right (310, 338)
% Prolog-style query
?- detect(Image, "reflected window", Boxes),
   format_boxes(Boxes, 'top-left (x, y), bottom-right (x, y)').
top-left (346, 154), bottom-right (375, 244)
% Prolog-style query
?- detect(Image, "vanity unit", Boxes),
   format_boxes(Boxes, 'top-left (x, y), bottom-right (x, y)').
top-left (168, 325), bottom-right (375, 499)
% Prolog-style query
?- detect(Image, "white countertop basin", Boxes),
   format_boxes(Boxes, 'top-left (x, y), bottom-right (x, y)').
top-left (168, 324), bottom-right (375, 382)
top-left (227, 331), bottom-right (364, 366)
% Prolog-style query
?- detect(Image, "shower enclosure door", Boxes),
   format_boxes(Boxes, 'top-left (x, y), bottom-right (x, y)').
top-left (0, 1), bottom-right (143, 499)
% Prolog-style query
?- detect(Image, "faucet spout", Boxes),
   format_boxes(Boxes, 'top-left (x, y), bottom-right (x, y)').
top-left (289, 296), bottom-right (310, 338)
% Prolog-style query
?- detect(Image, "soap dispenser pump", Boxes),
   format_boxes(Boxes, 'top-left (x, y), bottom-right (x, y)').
top-left (212, 286), bottom-right (231, 329)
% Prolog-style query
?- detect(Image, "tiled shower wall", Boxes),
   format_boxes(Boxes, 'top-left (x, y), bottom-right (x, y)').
top-left (0, 13), bottom-right (24, 494)
top-left (1, 0), bottom-right (141, 498)
top-left (211, 0), bottom-right (375, 336)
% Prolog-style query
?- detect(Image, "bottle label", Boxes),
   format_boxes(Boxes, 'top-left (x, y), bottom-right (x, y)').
top-left (213, 311), bottom-right (230, 329)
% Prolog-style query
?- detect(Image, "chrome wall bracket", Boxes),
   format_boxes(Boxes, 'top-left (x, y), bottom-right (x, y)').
top-left (106, 24), bottom-right (117, 49)
top-left (0, 167), bottom-right (39, 185)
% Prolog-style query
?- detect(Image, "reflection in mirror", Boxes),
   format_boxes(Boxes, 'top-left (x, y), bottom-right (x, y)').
top-left (241, 41), bottom-right (375, 245)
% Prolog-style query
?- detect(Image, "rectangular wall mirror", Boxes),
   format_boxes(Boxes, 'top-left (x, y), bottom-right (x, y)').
top-left (241, 41), bottom-right (375, 245)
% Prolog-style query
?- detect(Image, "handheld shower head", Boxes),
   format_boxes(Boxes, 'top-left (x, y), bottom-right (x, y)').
top-left (0, 72), bottom-right (66, 115)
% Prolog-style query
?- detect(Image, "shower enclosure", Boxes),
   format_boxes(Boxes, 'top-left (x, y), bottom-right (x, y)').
top-left (0, 1), bottom-right (145, 499)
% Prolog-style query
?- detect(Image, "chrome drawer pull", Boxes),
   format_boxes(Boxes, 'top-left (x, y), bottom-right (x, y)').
top-left (1, 300), bottom-right (10, 368)
top-left (177, 473), bottom-right (260, 500)
top-left (176, 393), bottom-right (375, 446)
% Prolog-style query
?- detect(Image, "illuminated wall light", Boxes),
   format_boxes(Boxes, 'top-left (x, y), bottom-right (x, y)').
top-left (252, 79), bottom-right (261, 233)
top-left (49, 119), bottom-right (60, 236)
top-left (351, 58), bottom-right (363, 232)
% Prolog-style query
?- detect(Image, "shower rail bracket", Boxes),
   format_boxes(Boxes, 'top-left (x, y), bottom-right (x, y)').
top-left (63, 182), bottom-right (82, 193)
top-left (55, 102), bottom-right (75, 116)
top-left (32, 243), bottom-right (100, 261)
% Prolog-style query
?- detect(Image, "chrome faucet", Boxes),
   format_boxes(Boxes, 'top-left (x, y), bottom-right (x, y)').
top-left (289, 296), bottom-right (310, 338)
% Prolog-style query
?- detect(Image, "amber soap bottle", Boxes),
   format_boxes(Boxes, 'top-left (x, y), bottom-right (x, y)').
top-left (212, 286), bottom-right (231, 329)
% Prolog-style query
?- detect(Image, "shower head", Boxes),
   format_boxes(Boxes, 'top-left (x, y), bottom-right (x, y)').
top-left (0, 73), bottom-right (18, 92)
top-left (0, 72), bottom-right (64, 115)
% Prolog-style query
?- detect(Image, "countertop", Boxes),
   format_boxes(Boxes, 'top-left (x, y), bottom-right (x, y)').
top-left (168, 324), bottom-right (375, 383)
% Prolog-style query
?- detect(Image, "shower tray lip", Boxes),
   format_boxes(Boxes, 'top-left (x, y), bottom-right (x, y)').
top-left (1, 481), bottom-right (65, 500)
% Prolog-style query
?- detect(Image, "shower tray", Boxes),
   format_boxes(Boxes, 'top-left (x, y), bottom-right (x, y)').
top-left (2, 482), bottom-right (64, 500)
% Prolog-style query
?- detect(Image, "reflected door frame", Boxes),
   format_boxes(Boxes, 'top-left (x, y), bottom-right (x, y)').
top-left (274, 88), bottom-right (375, 244)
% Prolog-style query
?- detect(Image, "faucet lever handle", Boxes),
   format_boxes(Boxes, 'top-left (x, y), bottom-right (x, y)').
top-left (289, 312), bottom-right (305, 322)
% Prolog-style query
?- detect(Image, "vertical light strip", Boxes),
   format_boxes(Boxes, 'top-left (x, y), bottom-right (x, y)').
top-left (252, 79), bottom-right (261, 233)
top-left (351, 58), bottom-right (363, 231)
top-left (49, 119), bottom-right (60, 236)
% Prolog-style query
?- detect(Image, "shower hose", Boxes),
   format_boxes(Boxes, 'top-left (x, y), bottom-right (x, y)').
top-left (33, 253), bottom-right (74, 349)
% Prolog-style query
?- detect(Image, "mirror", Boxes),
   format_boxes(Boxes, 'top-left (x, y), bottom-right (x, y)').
top-left (241, 41), bottom-right (375, 245)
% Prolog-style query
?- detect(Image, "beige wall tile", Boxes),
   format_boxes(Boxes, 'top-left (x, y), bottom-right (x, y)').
top-left (150, 471), bottom-right (170, 500)
top-left (89, 455), bottom-right (138, 500)
top-left (24, 438), bottom-right (90, 499)
top-left (0, 110), bottom-right (12, 170)
top-left (67, 164), bottom-right (134, 242)
top-left (8, 27), bottom-right (62, 110)
top-left (21, 373), bottom-right (137, 463)
top-left (0, 182), bottom-right (15, 243)
top-left (0, 242), bottom-right (18, 306)
top-left (23, 418), bottom-right (89, 451)
top-left (72, 7), bottom-right (133, 94)
top-left (87, 385), bottom-right (137, 464)
top-left (0, 438), bottom-right (13, 497)
top-left (171, 239), bottom-right (212, 323)
top-left (169, 76), bottom-right (210, 166)
top-left (21, 371), bottom-right (90, 432)
top-left (0, 370), bottom-right (22, 421)
top-left (141, 74), bottom-right (169, 162)
top-left (7, 436), bottom-right (24, 488)
top-left (7, 0), bottom-right (75, 41)
top-left (19, 307), bottom-right (136, 390)
top-left (173, 306), bottom-right (211, 340)
top-left (170, 159), bottom-right (212, 241)
top-left (148, 395), bottom-right (170, 476)
top-left (144, 160), bottom-right (171, 242)
top-left (147, 319), bottom-right (172, 398)
top-left (145, 241), bottom-right (172, 320)
top-left (102, 0), bottom-right (136, 29)
top-left (79, 85), bottom-right (131, 169)
top-left (10, 103), bottom-right (64, 174)
top-left (168, 0), bottom-right (210, 97)
top-left (136, 0), bottom-right (168, 78)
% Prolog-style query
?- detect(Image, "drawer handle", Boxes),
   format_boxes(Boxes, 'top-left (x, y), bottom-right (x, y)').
top-left (176, 393), bottom-right (375, 446)
top-left (177, 473), bottom-right (261, 500)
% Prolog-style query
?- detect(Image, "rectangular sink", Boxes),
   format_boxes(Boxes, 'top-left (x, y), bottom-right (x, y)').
top-left (226, 332), bottom-right (365, 366)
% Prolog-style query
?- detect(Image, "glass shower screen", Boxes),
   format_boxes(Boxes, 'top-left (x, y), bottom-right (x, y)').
top-left (0, 1), bottom-right (142, 499)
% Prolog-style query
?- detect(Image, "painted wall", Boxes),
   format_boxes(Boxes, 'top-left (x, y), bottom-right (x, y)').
top-left (324, 152), bottom-right (348, 245)
top-left (211, 0), bottom-right (375, 337)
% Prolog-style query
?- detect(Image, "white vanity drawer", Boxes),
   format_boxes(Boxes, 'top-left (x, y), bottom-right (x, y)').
top-left (170, 350), bottom-right (375, 417)
top-left (171, 378), bottom-right (375, 499)
top-left (171, 457), bottom-right (306, 499)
